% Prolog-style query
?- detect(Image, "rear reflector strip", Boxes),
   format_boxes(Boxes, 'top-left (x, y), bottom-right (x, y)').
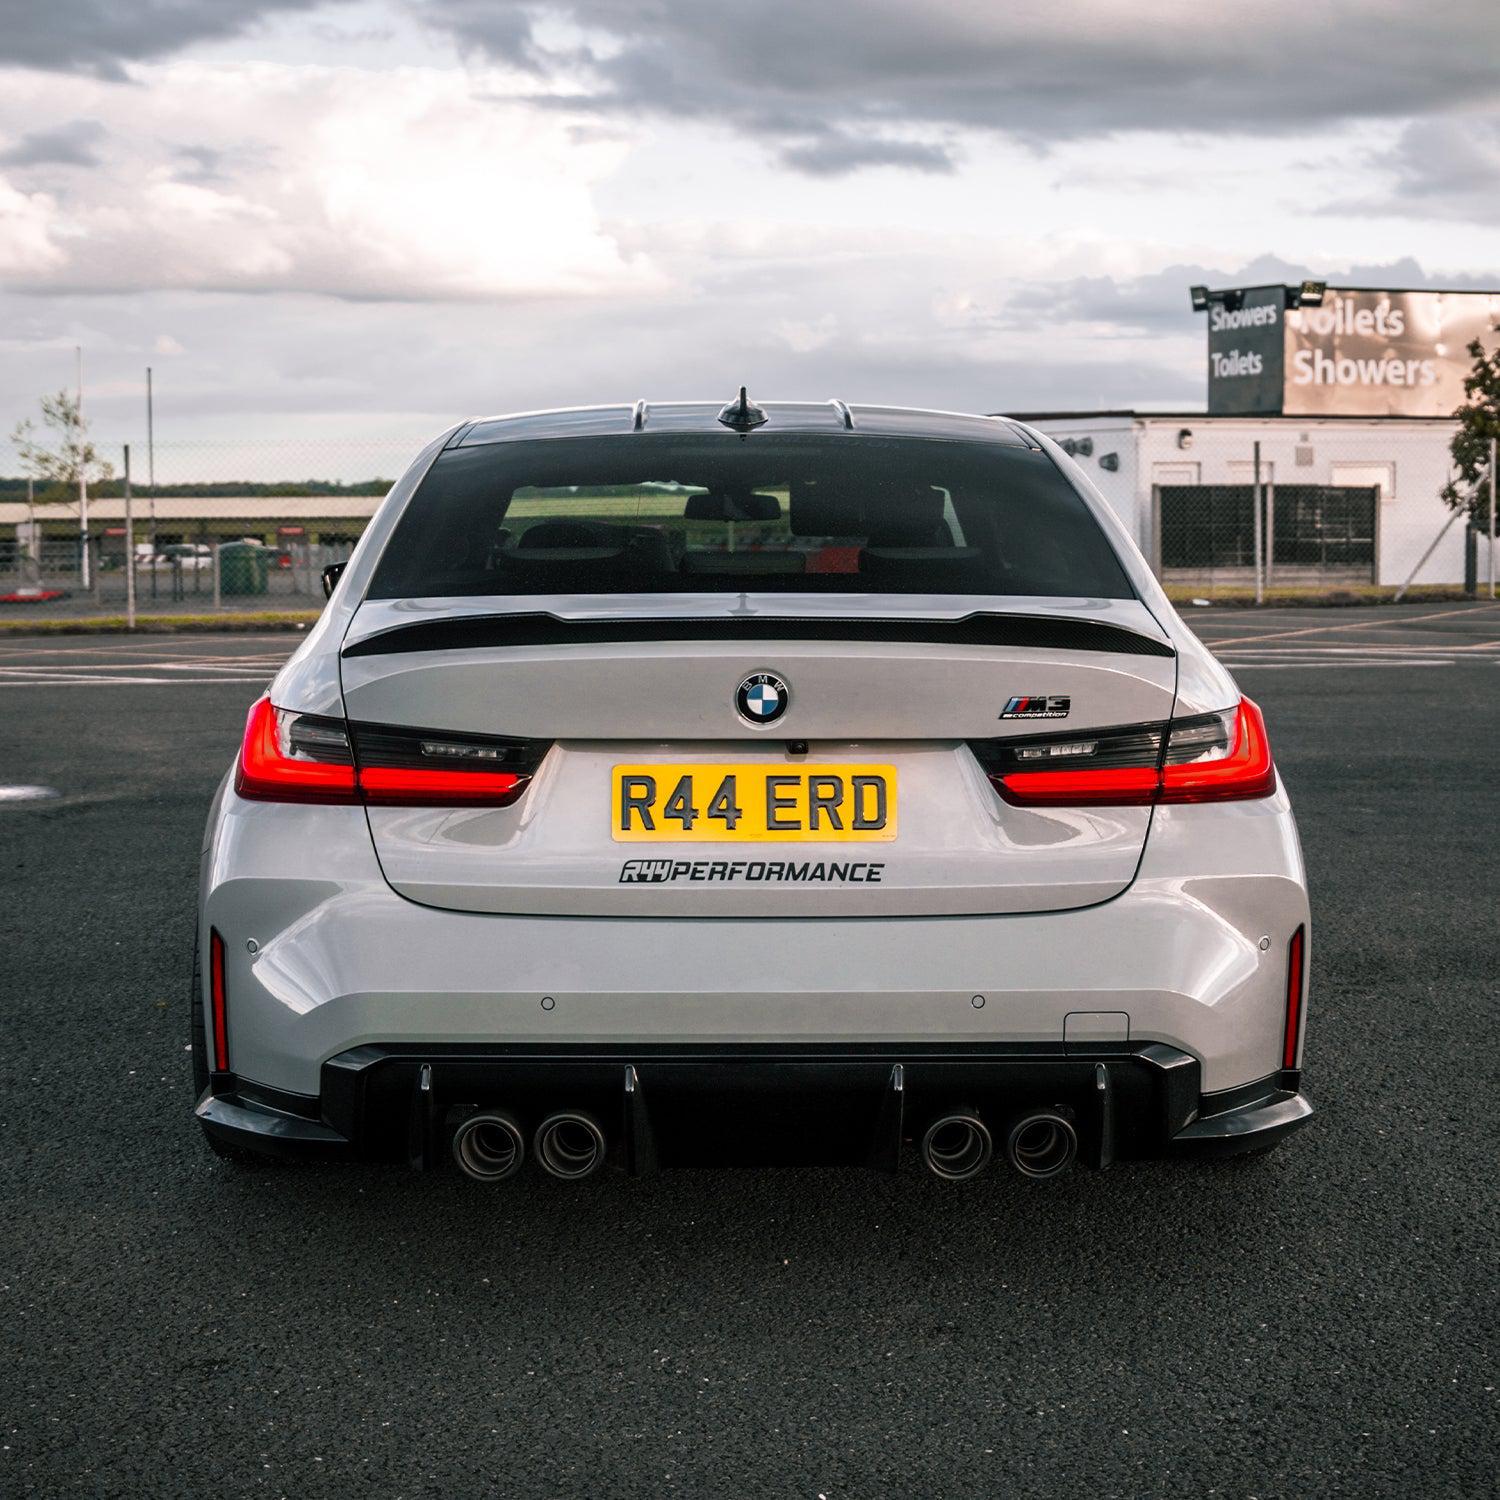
top-left (1283, 925), bottom-right (1306, 1069)
top-left (209, 927), bottom-right (229, 1073)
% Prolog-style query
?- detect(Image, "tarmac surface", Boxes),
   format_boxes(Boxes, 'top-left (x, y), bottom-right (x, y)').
top-left (2, 603), bottom-right (1497, 1497)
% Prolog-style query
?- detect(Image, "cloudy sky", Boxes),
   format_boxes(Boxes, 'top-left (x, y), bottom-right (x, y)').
top-left (1, 0), bottom-right (1497, 476)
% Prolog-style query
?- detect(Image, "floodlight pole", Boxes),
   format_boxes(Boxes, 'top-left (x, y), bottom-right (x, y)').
top-left (124, 444), bottom-right (136, 630)
top-left (77, 346), bottom-right (91, 590)
top-left (146, 366), bottom-right (157, 547)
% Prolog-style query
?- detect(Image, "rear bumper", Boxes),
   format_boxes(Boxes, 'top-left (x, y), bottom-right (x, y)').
top-left (200, 785), bottom-right (1312, 1102)
top-left (195, 1042), bottom-right (1313, 1171)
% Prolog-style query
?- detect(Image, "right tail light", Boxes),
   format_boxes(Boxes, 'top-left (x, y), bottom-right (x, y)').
top-left (981, 697), bottom-right (1278, 807)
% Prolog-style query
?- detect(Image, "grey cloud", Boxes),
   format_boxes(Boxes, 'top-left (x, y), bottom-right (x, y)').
top-left (1337, 117), bottom-right (1500, 224)
top-left (422, 0), bottom-right (1500, 174)
top-left (779, 134), bottom-right (954, 177)
top-left (0, 0), bottom-right (347, 78)
top-left (172, 145), bottom-right (228, 184)
top-left (170, 142), bottom-right (279, 186)
top-left (1026, 255), bottom-right (1500, 337)
top-left (0, 119), bottom-right (107, 168)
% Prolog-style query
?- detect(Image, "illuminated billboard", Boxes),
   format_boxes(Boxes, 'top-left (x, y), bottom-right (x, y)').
top-left (1204, 286), bottom-right (1500, 417)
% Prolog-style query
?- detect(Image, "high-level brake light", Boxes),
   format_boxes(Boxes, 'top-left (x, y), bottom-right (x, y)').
top-left (235, 696), bottom-right (531, 807)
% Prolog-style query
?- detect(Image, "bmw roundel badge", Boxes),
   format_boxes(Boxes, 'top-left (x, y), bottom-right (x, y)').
top-left (736, 671), bottom-right (789, 725)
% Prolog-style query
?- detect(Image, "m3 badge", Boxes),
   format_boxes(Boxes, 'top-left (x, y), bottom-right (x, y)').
top-left (1000, 695), bottom-right (1071, 720)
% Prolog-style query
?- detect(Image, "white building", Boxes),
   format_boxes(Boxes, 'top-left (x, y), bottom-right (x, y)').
top-left (1013, 411), bottom-right (1484, 589)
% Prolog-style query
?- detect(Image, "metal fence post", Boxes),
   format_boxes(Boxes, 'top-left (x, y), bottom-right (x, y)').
top-left (1489, 435), bottom-right (1496, 601)
top-left (124, 444), bottom-right (136, 630)
top-left (212, 541), bottom-right (221, 611)
top-left (1264, 470), bottom-right (1275, 590)
top-left (1252, 441), bottom-right (1264, 604)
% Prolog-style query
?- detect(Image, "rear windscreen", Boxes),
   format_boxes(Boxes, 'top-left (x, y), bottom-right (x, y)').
top-left (367, 434), bottom-right (1134, 599)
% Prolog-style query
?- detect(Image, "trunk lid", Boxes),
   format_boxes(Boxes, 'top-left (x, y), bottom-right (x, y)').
top-left (340, 597), bottom-right (1176, 917)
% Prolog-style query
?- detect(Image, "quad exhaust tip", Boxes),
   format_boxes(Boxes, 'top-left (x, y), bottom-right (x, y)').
top-left (451, 1111), bottom-right (526, 1182)
top-left (1005, 1111), bottom-right (1078, 1180)
top-left (534, 1111), bottom-right (608, 1180)
top-left (920, 1110), bottom-right (994, 1181)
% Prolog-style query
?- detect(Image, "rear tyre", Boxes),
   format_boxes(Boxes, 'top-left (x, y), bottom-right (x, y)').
top-left (190, 930), bottom-right (268, 1166)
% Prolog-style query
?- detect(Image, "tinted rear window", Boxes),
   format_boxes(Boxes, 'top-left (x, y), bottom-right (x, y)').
top-left (367, 434), bottom-right (1133, 600)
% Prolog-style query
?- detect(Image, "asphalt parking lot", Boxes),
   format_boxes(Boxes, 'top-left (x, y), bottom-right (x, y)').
top-left (2, 604), bottom-right (1497, 1498)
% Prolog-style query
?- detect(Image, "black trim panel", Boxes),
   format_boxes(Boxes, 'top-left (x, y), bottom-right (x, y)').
top-left (197, 1044), bottom-right (1310, 1169)
top-left (342, 611), bottom-right (1176, 660)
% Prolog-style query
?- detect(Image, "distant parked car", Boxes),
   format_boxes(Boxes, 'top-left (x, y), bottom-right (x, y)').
top-left (138, 543), bottom-right (213, 572)
top-left (0, 585), bottom-right (69, 604)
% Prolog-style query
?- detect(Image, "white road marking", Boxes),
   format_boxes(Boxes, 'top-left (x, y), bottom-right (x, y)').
top-left (1222, 660), bottom-right (1452, 670)
top-left (1199, 602), bottom-right (1500, 649)
top-left (0, 672), bottom-right (270, 687)
top-left (0, 676), bottom-right (271, 687)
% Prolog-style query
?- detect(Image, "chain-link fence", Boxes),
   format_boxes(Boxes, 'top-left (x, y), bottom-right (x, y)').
top-left (2, 428), bottom-right (1496, 617)
top-left (1039, 416), bottom-right (1497, 601)
top-left (0, 438), bottom-right (410, 616)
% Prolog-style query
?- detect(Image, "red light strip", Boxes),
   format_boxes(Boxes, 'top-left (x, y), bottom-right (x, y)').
top-left (360, 765), bottom-right (527, 804)
top-left (1282, 925), bottom-right (1306, 1070)
top-left (992, 764), bottom-right (1159, 806)
top-left (209, 927), bottom-right (230, 1073)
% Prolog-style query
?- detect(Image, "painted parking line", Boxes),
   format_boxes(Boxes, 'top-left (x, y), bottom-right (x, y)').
top-left (1221, 660), bottom-right (1454, 670)
top-left (0, 676), bottom-right (272, 687)
top-left (1198, 603), bottom-right (1500, 649)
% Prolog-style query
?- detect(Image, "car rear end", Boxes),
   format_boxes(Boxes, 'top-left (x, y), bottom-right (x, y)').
top-left (195, 403), bottom-right (1311, 1180)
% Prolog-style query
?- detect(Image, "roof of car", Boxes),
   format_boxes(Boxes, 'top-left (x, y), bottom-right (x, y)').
top-left (452, 401), bottom-right (1037, 450)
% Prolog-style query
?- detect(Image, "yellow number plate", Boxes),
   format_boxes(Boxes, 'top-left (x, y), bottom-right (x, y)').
top-left (612, 764), bottom-right (897, 842)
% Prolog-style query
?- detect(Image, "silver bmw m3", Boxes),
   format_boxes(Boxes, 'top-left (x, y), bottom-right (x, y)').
top-left (195, 393), bottom-right (1312, 1182)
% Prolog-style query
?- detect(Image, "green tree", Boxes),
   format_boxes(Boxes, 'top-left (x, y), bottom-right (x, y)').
top-left (8, 389), bottom-right (114, 506)
top-left (1441, 325), bottom-right (1500, 523)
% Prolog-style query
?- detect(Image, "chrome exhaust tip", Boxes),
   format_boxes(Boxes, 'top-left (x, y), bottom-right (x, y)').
top-left (534, 1111), bottom-right (607, 1181)
top-left (919, 1111), bottom-right (993, 1182)
top-left (451, 1111), bottom-right (525, 1182)
top-left (1005, 1112), bottom-right (1078, 1180)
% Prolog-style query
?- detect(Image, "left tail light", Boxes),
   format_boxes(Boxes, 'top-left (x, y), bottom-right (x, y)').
top-left (980, 696), bottom-right (1277, 808)
top-left (235, 695), bottom-right (542, 806)
top-left (236, 695), bottom-right (358, 802)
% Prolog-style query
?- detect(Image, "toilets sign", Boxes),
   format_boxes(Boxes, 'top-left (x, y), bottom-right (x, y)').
top-left (1204, 286), bottom-right (1500, 417)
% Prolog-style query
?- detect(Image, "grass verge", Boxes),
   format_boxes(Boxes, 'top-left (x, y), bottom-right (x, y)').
top-left (1162, 584), bottom-right (1485, 608)
top-left (0, 609), bottom-right (321, 635)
